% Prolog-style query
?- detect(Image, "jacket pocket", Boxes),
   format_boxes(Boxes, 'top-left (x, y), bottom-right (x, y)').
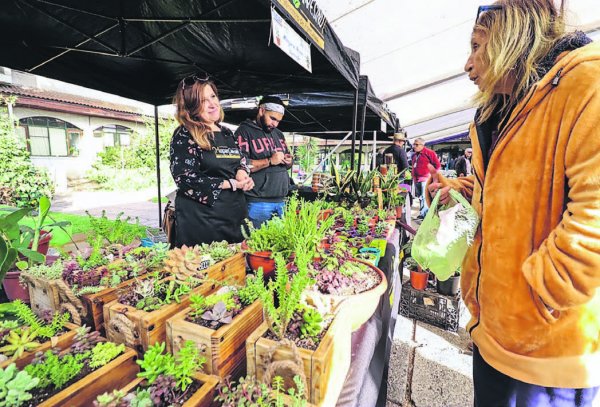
top-left (530, 287), bottom-right (560, 324)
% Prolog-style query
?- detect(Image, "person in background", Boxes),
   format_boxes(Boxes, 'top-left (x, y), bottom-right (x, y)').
top-left (428, 1), bottom-right (600, 405)
top-left (454, 148), bottom-right (473, 177)
top-left (236, 96), bottom-right (292, 228)
top-left (383, 132), bottom-right (409, 175)
top-left (411, 137), bottom-right (440, 219)
top-left (170, 75), bottom-right (254, 246)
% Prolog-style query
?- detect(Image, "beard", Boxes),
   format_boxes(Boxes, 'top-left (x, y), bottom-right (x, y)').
top-left (259, 115), bottom-right (274, 133)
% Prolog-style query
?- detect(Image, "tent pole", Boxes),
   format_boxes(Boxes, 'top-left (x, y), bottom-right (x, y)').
top-left (154, 106), bottom-right (162, 228)
top-left (357, 82), bottom-right (368, 171)
top-left (372, 130), bottom-right (377, 170)
top-left (303, 131), bottom-right (352, 185)
top-left (350, 88), bottom-right (358, 171)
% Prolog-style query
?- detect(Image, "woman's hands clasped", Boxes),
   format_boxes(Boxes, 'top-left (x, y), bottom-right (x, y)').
top-left (235, 169), bottom-right (255, 191)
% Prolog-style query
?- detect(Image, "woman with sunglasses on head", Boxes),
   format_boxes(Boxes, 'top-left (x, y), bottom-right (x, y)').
top-left (170, 75), bottom-right (254, 246)
top-left (427, 1), bottom-right (600, 405)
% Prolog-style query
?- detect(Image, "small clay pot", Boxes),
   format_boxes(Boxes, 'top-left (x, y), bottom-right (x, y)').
top-left (246, 251), bottom-right (276, 279)
top-left (410, 268), bottom-right (429, 291)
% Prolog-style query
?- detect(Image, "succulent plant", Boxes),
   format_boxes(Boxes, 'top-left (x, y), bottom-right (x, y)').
top-left (0, 328), bottom-right (41, 361)
top-left (316, 269), bottom-right (353, 295)
top-left (93, 390), bottom-right (128, 407)
top-left (300, 307), bottom-right (323, 340)
top-left (164, 245), bottom-right (211, 280)
top-left (201, 301), bottom-right (233, 328)
top-left (69, 326), bottom-right (102, 354)
top-left (149, 374), bottom-right (177, 405)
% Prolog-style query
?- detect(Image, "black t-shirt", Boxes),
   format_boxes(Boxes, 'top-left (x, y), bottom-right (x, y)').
top-left (235, 119), bottom-right (290, 202)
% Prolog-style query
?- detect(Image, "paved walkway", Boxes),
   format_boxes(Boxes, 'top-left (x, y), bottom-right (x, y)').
top-left (52, 188), bottom-right (168, 228)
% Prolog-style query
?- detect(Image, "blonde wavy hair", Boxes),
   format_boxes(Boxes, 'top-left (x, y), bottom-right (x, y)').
top-left (173, 80), bottom-right (225, 150)
top-left (474, 0), bottom-right (565, 123)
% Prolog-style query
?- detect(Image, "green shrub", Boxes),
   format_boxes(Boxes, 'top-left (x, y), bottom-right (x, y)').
top-left (0, 98), bottom-right (54, 207)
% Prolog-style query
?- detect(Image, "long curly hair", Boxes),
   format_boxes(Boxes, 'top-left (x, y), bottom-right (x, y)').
top-left (173, 80), bottom-right (225, 150)
top-left (473, 0), bottom-right (565, 123)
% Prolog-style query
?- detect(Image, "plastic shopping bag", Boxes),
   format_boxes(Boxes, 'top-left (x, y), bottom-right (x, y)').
top-left (412, 189), bottom-right (479, 281)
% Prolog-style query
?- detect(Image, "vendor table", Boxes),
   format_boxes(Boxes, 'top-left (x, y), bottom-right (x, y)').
top-left (336, 227), bottom-right (403, 407)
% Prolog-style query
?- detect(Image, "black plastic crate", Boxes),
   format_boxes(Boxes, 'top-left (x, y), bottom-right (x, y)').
top-left (399, 281), bottom-right (460, 332)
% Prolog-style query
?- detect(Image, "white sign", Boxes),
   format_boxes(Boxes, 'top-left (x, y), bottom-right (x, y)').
top-left (271, 8), bottom-right (312, 73)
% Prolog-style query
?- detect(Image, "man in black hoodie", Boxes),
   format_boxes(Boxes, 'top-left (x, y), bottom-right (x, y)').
top-left (236, 96), bottom-right (292, 228)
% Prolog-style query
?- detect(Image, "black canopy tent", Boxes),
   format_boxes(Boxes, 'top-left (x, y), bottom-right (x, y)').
top-left (221, 76), bottom-right (400, 174)
top-left (221, 77), bottom-right (398, 138)
top-left (0, 0), bottom-right (362, 224)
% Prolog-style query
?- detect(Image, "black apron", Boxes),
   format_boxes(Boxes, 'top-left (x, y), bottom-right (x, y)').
top-left (175, 131), bottom-right (247, 246)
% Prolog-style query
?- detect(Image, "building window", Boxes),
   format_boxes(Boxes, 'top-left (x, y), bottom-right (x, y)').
top-left (93, 125), bottom-right (132, 147)
top-left (18, 117), bottom-right (82, 157)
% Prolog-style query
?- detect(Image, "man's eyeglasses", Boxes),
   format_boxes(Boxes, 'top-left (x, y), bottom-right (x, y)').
top-left (181, 74), bottom-right (210, 90)
top-left (476, 5), bottom-right (503, 24)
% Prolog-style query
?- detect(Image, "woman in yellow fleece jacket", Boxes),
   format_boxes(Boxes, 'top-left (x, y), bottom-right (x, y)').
top-left (428, 0), bottom-right (600, 405)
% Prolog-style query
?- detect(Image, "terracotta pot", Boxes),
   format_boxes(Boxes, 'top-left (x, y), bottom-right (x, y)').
top-left (37, 231), bottom-right (52, 255)
top-left (437, 275), bottom-right (460, 296)
top-left (395, 206), bottom-right (403, 219)
top-left (246, 251), bottom-right (276, 279)
top-left (17, 230), bottom-right (53, 262)
top-left (318, 209), bottom-right (333, 221)
top-left (2, 271), bottom-right (30, 302)
top-left (410, 268), bottom-right (429, 291)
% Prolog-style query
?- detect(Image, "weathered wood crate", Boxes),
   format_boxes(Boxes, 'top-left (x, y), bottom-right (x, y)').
top-left (167, 299), bottom-right (263, 379)
top-left (246, 308), bottom-right (352, 406)
top-left (104, 254), bottom-right (246, 352)
top-left (0, 322), bottom-right (79, 370)
top-left (117, 372), bottom-right (220, 407)
top-left (23, 271), bottom-right (153, 332)
top-left (24, 252), bottom-right (245, 332)
top-left (37, 346), bottom-right (139, 407)
top-left (22, 273), bottom-right (61, 317)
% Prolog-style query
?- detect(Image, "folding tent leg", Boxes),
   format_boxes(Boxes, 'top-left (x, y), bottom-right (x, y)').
top-left (154, 106), bottom-right (162, 228)
top-left (350, 88), bottom-right (358, 171)
top-left (357, 93), bottom-right (367, 171)
top-left (372, 130), bottom-right (377, 170)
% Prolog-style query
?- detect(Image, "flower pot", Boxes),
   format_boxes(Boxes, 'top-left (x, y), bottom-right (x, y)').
top-left (2, 270), bottom-right (30, 302)
top-left (410, 269), bottom-right (429, 291)
top-left (436, 275), bottom-right (460, 296)
top-left (246, 251), bottom-right (276, 279)
top-left (318, 209), bottom-right (333, 221)
top-left (37, 230), bottom-right (52, 255)
top-left (395, 206), bottom-right (403, 219)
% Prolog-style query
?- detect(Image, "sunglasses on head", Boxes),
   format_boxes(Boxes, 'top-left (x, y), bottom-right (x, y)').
top-left (181, 74), bottom-right (210, 90)
top-left (476, 4), bottom-right (503, 24)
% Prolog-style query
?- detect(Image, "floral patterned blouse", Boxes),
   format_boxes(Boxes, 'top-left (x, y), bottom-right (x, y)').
top-left (169, 125), bottom-right (248, 207)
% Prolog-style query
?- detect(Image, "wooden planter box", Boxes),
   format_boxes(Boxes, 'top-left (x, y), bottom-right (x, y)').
top-left (0, 322), bottom-right (79, 370)
top-left (167, 300), bottom-right (264, 379)
top-left (116, 372), bottom-right (219, 407)
top-left (23, 271), bottom-right (153, 332)
top-left (22, 273), bottom-right (61, 317)
top-left (37, 346), bottom-right (139, 407)
top-left (104, 255), bottom-right (246, 352)
top-left (246, 307), bottom-right (352, 406)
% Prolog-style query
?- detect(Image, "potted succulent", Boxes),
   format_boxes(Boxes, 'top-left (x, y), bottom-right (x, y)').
top-left (246, 250), bottom-right (351, 405)
top-left (241, 218), bottom-right (285, 278)
top-left (436, 267), bottom-right (461, 296)
top-left (0, 197), bottom-right (59, 301)
top-left (94, 341), bottom-right (220, 407)
top-left (0, 331), bottom-right (138, 406)
top-left (166, 275), bottom-right (264, 379)
top-left (405, 257), bottom-right (428, 291)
